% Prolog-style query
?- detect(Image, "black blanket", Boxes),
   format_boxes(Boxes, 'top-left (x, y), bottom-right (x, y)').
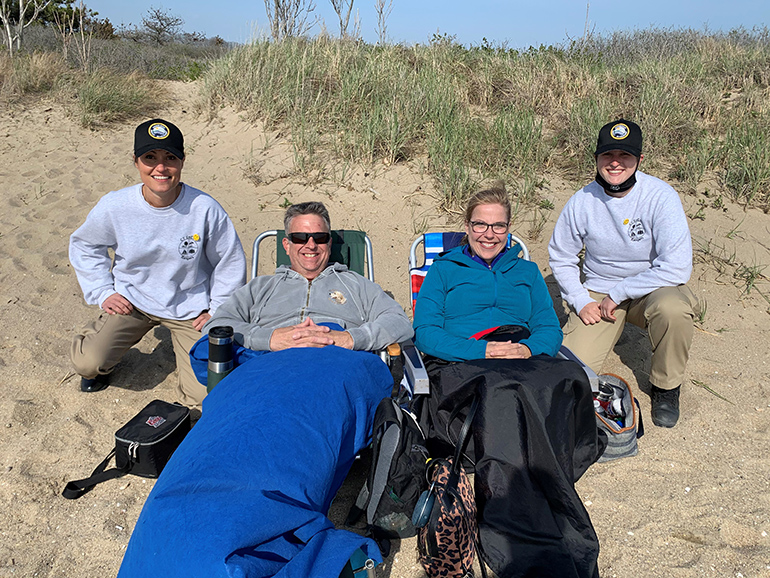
top-left (421, 356), bottom-right (602, 578)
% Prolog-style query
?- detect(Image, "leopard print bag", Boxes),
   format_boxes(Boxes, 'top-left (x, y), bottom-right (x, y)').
top-left (417, 395), bottom-right (486, 578)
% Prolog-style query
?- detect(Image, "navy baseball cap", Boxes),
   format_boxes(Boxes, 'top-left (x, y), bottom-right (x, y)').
top-left (134, 119), bottom-right (185, 159)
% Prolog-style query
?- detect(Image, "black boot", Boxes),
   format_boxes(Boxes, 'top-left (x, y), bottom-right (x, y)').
top-left (80, 374), bottom-right (110, 393)
top-left (650, 385), bottom-right (680, 428)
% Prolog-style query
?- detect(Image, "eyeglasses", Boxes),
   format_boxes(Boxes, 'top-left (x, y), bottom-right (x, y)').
top-left (288, 232), bottom-right (331, 245)
top-left (469, 221), bottom-right (509, 234)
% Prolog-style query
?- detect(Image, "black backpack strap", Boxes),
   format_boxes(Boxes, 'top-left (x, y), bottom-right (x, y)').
top-left (451, 394), bottom-right (480, 474)
top-left (62, 449), bottom-right (129, 500)
top-left (445, 375), bottom-right (485, 447)
top-left (389, 352), bottom-right (405, 401)
top-left (635, 398), bottom-right (645, 438)
top-left (448, 394), bottom-right (487, 578)
top-left (345, 398), bottom-right (399, 555)
top-left (425, 378), bottom-right (488, 578)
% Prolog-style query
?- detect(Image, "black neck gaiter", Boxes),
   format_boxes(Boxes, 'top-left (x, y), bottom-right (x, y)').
top-left (595, 170), bottom-right (637, 194)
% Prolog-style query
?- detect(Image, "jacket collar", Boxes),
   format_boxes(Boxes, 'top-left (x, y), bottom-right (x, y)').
top-left (438, 244), bottom-right (522, 272)
top-left (275, 262), bottom-right (349, 280)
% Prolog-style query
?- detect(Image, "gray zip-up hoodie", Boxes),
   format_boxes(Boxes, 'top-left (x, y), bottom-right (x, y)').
top-left (203, 263), bottom-right (412, 351)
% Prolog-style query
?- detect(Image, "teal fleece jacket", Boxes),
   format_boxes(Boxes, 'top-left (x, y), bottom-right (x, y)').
top-left (413, 245), bottom-right (562, 361)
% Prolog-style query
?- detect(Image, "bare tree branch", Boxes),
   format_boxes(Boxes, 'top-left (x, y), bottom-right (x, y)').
top-left (0, 0), bottom-right (51, 56)
top-left (374, 0), bottom-right (392, 45)
top-left (141, 6), bottom-right (183, 45)
top-left (329, 0), bottom-right (354, 38)
top-left (264, 0), bottom-right (317, 40)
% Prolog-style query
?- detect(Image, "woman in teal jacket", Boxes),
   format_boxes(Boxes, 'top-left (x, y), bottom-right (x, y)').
top-left (414, 189), bottom-right (562, 360)
top-left (412, 186), bottom-right (600, 578)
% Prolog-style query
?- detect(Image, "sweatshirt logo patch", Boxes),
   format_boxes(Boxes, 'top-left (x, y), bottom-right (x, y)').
top-left (179, 235), bottom-right (199, 260)
top-left (329, 290), bottom-right (347, 305)
top-left (628, 219), bottom-right (645, 242)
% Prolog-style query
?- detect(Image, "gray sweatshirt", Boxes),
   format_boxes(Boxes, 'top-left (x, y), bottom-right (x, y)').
top-left (203, 263), bottom-right (413, 351)
top-left (548, 171), bottom-right (693, 313)
top-left (69, 183), bottom-right (246, 320)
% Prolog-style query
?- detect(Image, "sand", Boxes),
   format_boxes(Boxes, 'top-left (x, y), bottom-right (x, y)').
top-left (0, 81), bottom-right (768, 578)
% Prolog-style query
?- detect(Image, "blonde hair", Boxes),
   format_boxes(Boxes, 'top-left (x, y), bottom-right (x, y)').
top-left (463, 181), bottom-right (511, 224)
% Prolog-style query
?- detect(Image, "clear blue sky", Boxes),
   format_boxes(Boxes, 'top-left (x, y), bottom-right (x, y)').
top-left (87, 0), bottom-right (769, 47)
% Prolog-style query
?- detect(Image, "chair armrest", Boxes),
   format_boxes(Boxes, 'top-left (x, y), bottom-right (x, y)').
top-left (557, 345), bottom-right (598, 393)
top-left (402, 339), bottom-right (430, 395)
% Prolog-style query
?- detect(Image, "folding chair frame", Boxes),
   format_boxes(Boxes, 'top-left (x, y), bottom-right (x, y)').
top-left (408, 231), bottom-right (598, 394)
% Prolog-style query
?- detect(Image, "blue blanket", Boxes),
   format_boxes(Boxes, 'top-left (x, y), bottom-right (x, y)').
top-left (118, 347), bottom-right (391, 578)
top-left (189, 334), bottom-right (267, 385)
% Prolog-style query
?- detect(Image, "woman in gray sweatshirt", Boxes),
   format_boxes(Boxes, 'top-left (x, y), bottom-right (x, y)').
top-left (69, 118), bottom-right (246, 407)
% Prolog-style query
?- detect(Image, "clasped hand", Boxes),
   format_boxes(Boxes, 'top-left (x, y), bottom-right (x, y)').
top-left (485, 341), bottom-right (532, 359)
top-left (578, 296), bottom-right (618, 325)
top-left (102, 293), bottom-right (210, 332)
top-left (269, 318), bottom-right (353, 351)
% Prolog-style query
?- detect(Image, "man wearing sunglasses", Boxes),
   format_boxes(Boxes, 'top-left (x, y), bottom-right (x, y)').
top-left (204, 201), bottom-right (412, 352)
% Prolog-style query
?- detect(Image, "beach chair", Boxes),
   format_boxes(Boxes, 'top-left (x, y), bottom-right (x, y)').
top-left (406, 232), bottom-right (531, 396)
top-left (251, 230), bottom-right (427, 577)
top-left (406, 233), bottom-right (607, 578)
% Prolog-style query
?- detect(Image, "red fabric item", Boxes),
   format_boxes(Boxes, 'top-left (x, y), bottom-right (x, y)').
top-left (470, 327), bottom-right (501, 341)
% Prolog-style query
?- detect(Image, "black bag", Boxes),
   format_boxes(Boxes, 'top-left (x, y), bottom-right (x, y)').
top-left (63, 399), bottom-right (191, 499)
top-left (346, 397), bottom-right (429, 554)
top-left (416, 394), bottom-right (486, 578)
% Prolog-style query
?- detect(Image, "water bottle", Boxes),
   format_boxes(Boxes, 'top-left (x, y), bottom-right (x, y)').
top-left (594, 382), bottom-right (613, 415)
top-left (207, 326), bottom-right (234, 393)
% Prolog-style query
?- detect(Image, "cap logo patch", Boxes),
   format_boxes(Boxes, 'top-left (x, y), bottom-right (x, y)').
top-left (148, 122), bottom-right (170, 140)
top-left (610, 123), bottom-right (629, 140)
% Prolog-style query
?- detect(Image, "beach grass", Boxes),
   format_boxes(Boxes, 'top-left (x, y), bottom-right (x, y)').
top-left (0, 51), bottom-right (161, 127)
top-left (0, 51), bottom-right (68, 97)
top-left (720, 116), bottom-right (770, 206)
top-left (198, 27), bottom-right (770, 210)
top-left (4, 25), bottom-right (770, 209)
top-left (76, 70), bottom-right (161, 128)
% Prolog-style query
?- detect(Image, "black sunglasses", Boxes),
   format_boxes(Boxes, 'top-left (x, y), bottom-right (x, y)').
top-left (288, 232), bottom-right (331, 245)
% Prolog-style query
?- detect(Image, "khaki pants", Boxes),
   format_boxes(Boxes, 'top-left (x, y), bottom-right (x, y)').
top-left (562, 285), bottom-right (699, 390)
top-left (70, 308), bottom-right (206, 408)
